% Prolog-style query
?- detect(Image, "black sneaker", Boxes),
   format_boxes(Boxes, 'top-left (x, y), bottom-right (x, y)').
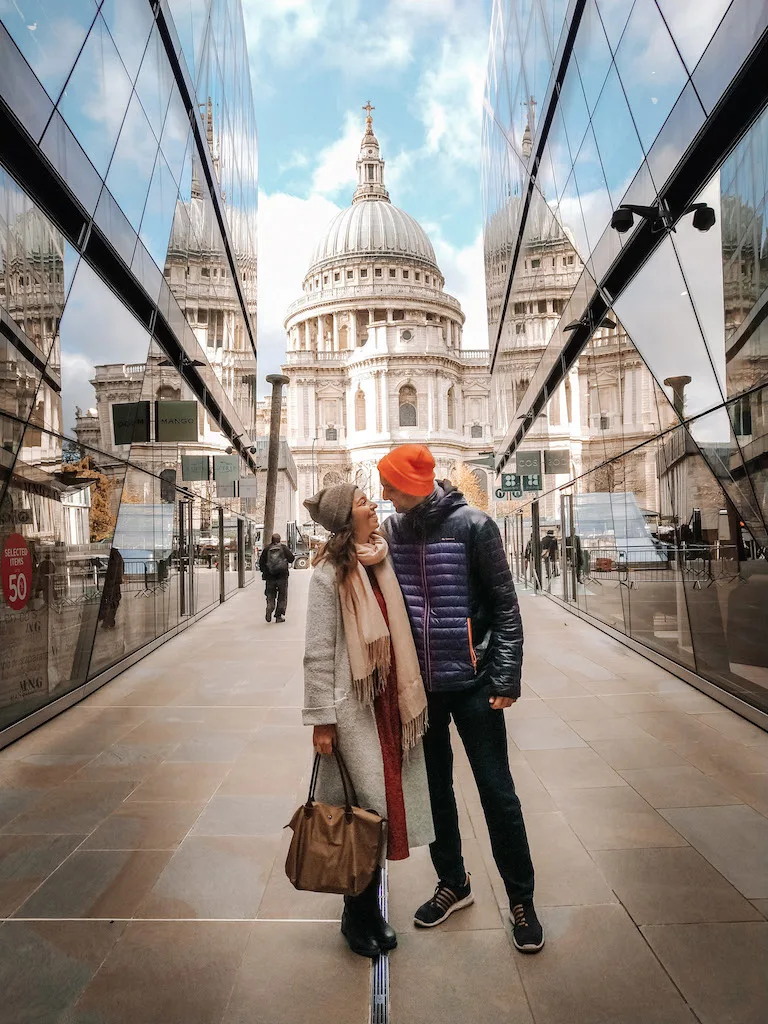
top-left (275, 616), bottom-right (285, 623)
top-left (414, 875), bottom-right (473, 928)
top-left (510, 900), bottom-right (544, 952)
top-left (265, 609), bottom-right (272, 622)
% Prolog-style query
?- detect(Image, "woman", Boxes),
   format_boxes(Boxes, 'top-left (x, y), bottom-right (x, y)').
top-left (302, 482), bottom-right (433, 958)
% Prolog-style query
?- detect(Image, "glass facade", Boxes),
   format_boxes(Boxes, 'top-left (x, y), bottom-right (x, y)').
top-left (484, 2), bottom-right (768, 718)
top-left (0, 0), bottom-right (260, 741)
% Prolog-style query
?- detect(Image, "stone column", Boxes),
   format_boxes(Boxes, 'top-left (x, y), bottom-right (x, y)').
top-left (380, 370), bottom-right (389, 435)
top-left (427, 373), bottom-right (435, 437)
top-left (350, 312), bottom-right (357, 349)
top-left (316, 315), bottom-right (324, 353)
top-left (303, 320), bottom-right (310, 350)
top-left (332, 312), bottom-right (339, 352)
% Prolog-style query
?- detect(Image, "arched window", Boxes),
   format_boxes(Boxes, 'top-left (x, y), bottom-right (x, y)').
top-left (447, 387), bottom-right (456, 430)
top-left (399, 384), bottom-right (417, 427)
top-left (355, 388), bottom-right (366, 431)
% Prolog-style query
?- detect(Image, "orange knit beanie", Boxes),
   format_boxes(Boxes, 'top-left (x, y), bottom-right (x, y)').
top-left (378, 444), bottom-right (436, 497)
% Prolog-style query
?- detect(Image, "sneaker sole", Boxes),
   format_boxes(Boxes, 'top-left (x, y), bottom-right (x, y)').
top-left (413, 894), bottom-right (474, 928)
top-left (512, 935), bottom-right (545, 953)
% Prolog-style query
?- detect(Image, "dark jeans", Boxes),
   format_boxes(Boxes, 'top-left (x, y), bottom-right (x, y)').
top-left (423, 685), bottom-right (535, 904)
top-left (265, 576), bottom-right (289, 618)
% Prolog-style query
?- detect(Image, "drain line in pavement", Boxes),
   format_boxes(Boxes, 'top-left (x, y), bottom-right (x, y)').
top-left (369, 864), bottom-right (390, 1024)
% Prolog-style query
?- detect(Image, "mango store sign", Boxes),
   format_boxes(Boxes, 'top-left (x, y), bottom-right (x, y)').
top-left (155, 401), bottom-right (198, 442)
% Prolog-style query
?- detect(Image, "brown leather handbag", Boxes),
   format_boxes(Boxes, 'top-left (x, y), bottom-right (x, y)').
top-left (284, 750), bottom-right (386, 896)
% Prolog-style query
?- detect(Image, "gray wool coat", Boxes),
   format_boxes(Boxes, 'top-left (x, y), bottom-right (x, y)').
top-left (302, 561), bottom-right (435, 853)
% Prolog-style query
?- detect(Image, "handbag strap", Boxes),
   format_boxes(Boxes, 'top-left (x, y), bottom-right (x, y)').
top-left (306, 749), bottom-right (359, 811)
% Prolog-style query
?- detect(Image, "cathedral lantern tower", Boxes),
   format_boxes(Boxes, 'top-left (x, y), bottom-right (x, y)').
top-left (282, 106), bottom-right (491, 518)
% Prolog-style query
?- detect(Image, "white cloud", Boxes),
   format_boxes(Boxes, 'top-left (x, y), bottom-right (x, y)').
top-left (256, 189), bottom-right (341, 389)
top-left (416, 36), bottom-right (488, 169)
top-left (430, 229), bottom-right (488, 350)
top-left (310, 111), bottom-right (362, 197)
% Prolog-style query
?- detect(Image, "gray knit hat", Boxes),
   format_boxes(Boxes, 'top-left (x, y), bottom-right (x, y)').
top-left (303, 482), bottom-right (357, 534)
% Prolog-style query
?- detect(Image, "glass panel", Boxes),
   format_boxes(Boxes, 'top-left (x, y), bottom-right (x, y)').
top-left (0, 21), bottom-right (54, 141)
top-left (39, 111), bottom-right (103, 215)
top-left (573, 0), bottom-right (613, 114)
top-left (104, 91), bottom-right (157, 232)
top-left (613, 0), bottom-right (689, 154)
top-left (138, 151), bottom-right (179, 273)
top-left (693, 0), bottom-right (768, 115)
top-left (612, 236), bottom-right (725, 418)
top-left (655, 0), bottom-right (731, 74)
top-left (0, 0), bottom-right (97, 103)
top-left (134, 25), bottom-right (175, 141)
top-left (1, 422), bottom-right (126, 727)
top-left (56, 13), bottom-right (133, 177)
top-left (594, 0), bottom-right (633, 52)
top-left (573, 126), bottom-right (613, 255)
top-left (99, 0), bottom-right (154, 85)
top-left (222, 510), bottom-right (239, 595)
top-left (591, 62), bottom-right (645, 207)
top-left (58, 259), bottom-right (152, 439)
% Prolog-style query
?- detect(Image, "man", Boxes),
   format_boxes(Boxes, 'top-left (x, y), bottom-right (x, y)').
top-left (541, 529), bottom-right (559, 579)
top-left (258, 533), bottom-right (294, 623)
top-left (378, 444), bottom-right (542, 953)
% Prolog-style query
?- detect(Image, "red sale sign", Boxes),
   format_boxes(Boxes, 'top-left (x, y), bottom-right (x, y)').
top-left (2, 534), bottom-right (32, 611)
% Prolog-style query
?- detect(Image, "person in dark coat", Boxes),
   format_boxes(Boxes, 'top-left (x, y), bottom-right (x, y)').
top-left (378, 444), bottom-right (543, 954)
top-left (98, 547), bottom-right (124, 628)
top-left (258, 533), bottom-right (294, 622)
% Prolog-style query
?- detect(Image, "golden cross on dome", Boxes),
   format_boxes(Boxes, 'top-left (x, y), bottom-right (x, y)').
top-left (363, 100), bottom-right (375, 124)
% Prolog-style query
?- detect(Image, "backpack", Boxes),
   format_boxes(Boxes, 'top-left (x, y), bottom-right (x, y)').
top-left (266, 545), bottom-right (289, 576)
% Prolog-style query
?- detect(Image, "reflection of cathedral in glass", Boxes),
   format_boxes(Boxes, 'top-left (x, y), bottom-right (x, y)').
top-left (484, 1), bottom-right (768, 719)
top-left (0, 0), bottom-right (260, 743)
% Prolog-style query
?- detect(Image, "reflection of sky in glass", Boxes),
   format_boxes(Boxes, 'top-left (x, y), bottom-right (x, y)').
top-left (59, 259), bottom-right (151, 434)
top-left (573, 0), bottom-right (612, 114)
top-left (591, 62), bottom-right (644, 205)
top-left (0, 0), bottom-right (97, 102)
top-left (594, 0), bottom-right (632, 52)
top-left (613, 1), bottom-right (688, 155)
top-left (99, 0), bottom-right (154, 85)
top-left (612, 236), bottom-right (725, 419)
top-left (135, 26), bottom-right (174, 141)
top-left (559, 59), bottom-right (589, 158)
top-left (670, 176), bottom-right (726, 387)
top-left (573, 126), bottom-right (613, 254)
top-left (655, 0), bottom-right (732, 74)
top-left (57, 14), bottom-right (132, 177)
top-left (139, 153), bottom-right (178, 270)
top-left (104, 92), bottom-right (157, 232)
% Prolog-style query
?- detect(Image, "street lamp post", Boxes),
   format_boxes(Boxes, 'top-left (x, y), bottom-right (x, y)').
top-left (310, 434), bottom-right (321, 496)
top-left (263, 374), bottom-right (289, 543)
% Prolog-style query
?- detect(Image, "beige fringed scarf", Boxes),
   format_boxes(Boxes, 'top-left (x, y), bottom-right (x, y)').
top-left (339, 533), bottom-right (428, 754)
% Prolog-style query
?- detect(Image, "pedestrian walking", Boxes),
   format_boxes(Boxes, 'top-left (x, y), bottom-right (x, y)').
top-left (302, 482), bottom-right (433, 958)
top-left (541, 529), bottom-right (559, 579)
top-left (378, 444), bottom-right (543, 953)
top-left (259, 533), bottom-right (294, 622)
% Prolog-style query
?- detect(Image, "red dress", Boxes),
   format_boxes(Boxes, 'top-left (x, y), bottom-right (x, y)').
top-left (366, 568), bottom-right (410, 861)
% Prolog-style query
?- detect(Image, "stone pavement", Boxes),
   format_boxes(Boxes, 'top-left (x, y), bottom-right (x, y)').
top-left (0, 571), bottom-right (766, 1023)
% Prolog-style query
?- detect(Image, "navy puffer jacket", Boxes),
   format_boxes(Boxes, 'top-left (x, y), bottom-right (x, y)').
top-left (382, 482), bottom-right (524, 698)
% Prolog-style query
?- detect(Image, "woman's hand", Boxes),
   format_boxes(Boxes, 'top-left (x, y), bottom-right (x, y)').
top-left (313, 724), bottom-right (337, 754)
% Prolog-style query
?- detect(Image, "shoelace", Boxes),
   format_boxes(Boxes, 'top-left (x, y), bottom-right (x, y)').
top-left (430, 884), bottom-right (458, 913)
top-left (511, 903), bottom-right (528, 927)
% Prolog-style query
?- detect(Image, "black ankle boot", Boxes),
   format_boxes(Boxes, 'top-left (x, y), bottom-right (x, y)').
top-left (362, 869), bottom-right (397, 951)
top-left (341, 893), bottom-right (381, 959)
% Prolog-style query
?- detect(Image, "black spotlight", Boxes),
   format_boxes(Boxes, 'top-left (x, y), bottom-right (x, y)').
top-left (689, 203), bottom-right (716, 232)
top-left (610, 207), bottom-right (635, 233)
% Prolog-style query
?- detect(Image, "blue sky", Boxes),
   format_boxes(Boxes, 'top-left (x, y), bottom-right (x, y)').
top-left (242, 0), bottom-right (494, 383)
